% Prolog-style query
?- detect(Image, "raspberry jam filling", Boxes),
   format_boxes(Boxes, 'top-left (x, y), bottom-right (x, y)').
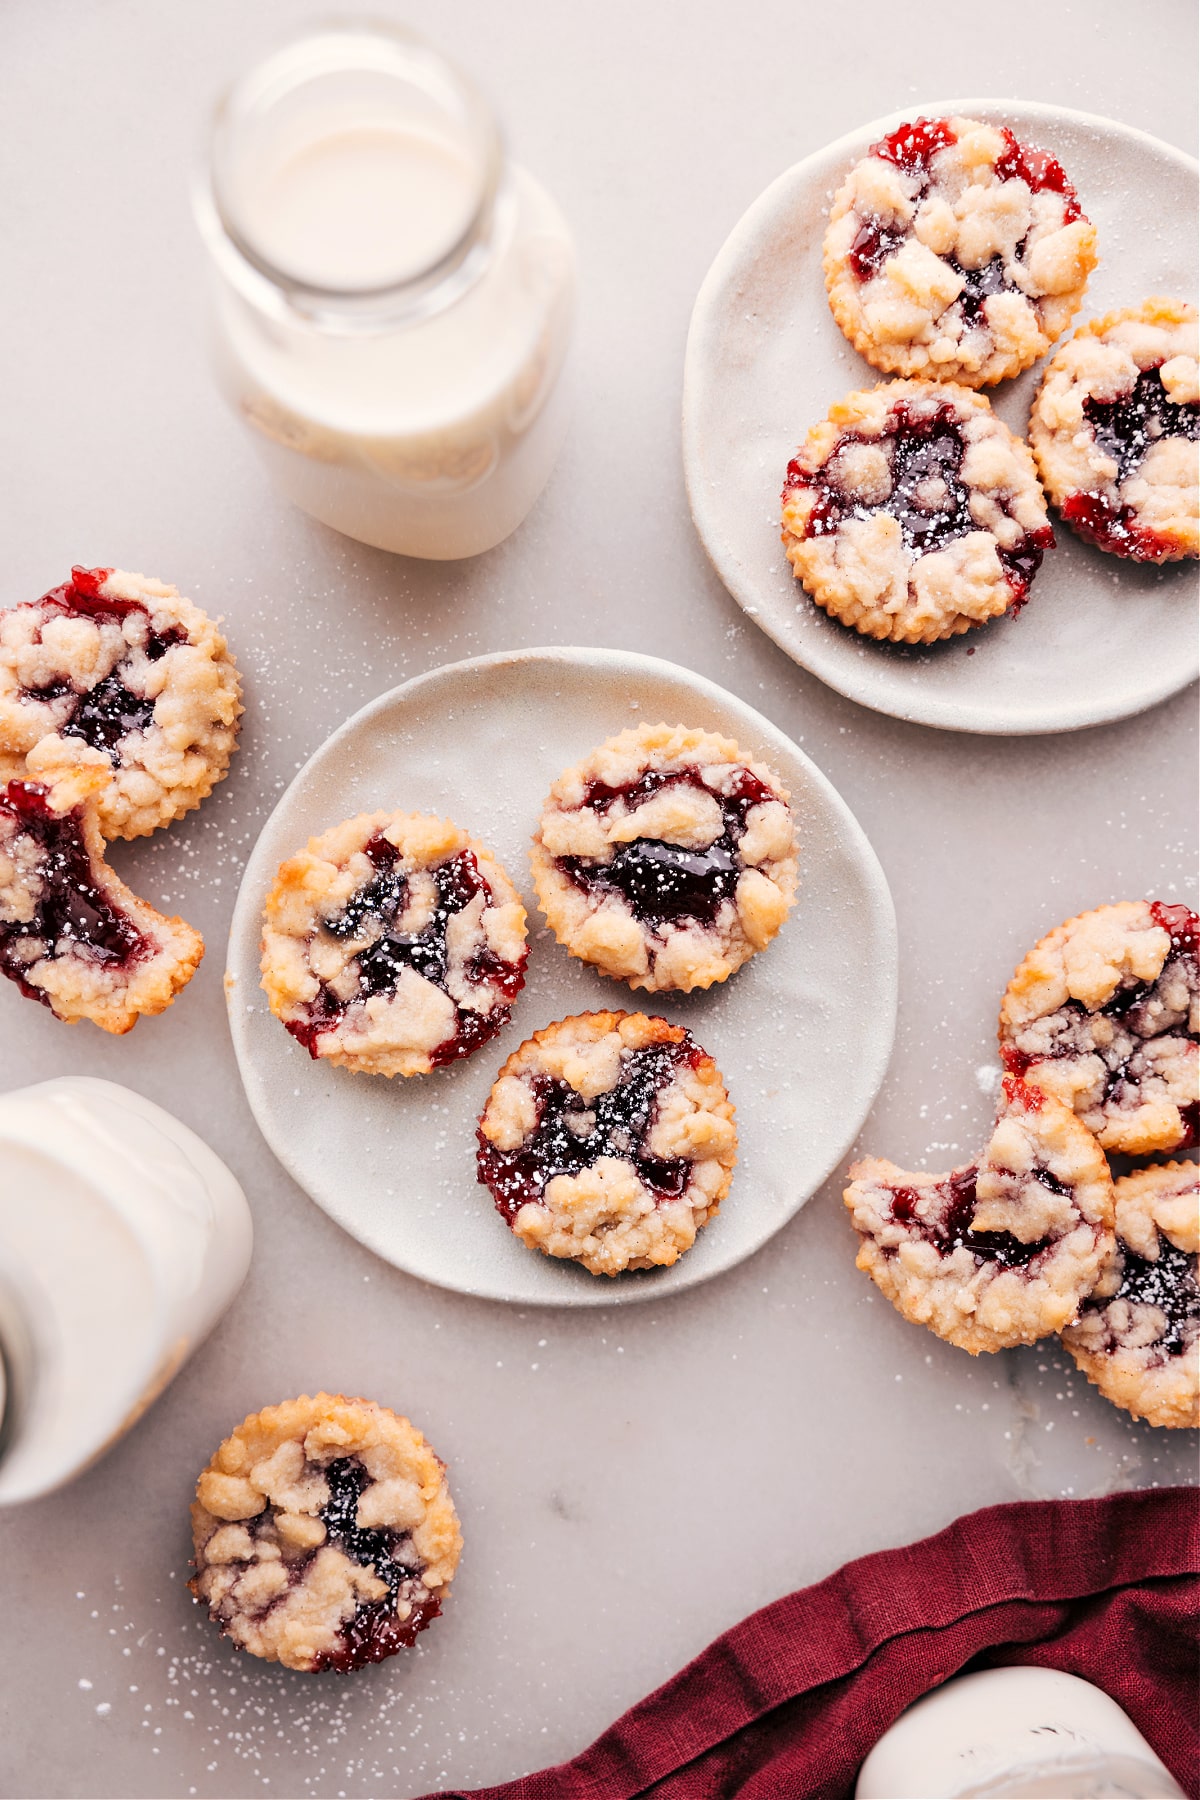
top-left (785, 402), bottom-right (1054, 604)
top-left (1001, 904), bottom-right (1199, 1141)
top-left (478, 1035), bottom-right (705, 1222)
top-left (849, 119), bottom-right (1082, 291)
top-left (289, 833), bottom-right (526, 1061)
top-left (557, 765), bottom-right (776, 930)
top-left (886, 1164), bottom-right (1068, 1269)
top-left (0, 781), bottom-right (147, 1005)
top-left (29, 567), bottom-right (186, 761)
top-left (311, 1458), bottom-right (439, 1672)
top-left (1061, 369), bottom-right (1200, 559)
top-left (1089, 1235), bottom-right (1199, 1360)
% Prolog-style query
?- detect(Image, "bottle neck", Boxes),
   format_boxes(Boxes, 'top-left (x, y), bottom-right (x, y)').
top-left (198, 23), bottom-right (505, 336)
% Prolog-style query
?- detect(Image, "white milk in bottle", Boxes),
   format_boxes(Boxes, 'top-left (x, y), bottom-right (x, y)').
top-left (0, 1078), bottom-right (252, 1504)
top-left (195, 24), bottom-right (576, 559)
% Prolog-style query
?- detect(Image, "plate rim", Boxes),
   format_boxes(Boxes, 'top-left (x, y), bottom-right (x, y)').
top-left (224, 643), bottom-right (899, 1308)
top-left (682, 95), bottom-right (1200, 737)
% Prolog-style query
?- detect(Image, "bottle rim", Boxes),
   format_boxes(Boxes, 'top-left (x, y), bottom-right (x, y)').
top-left (200, 18), bottom-right (504, 324)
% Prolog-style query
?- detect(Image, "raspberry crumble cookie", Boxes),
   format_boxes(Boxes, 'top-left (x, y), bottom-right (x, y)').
top-left (1030, 299), bottom-right (1199, 562)
top-left (1061, 1162), bottom-right (1199, 1430)
top-left (999, 901), bottom-right (1199, 1156)
top-left (781, 381), bottom-right (1054, 643)
top-left (0, 757), bottom-right (203, 1031)
top-left (476, 1010), bottom-right (737, 1276)
top-left (261, 810), bottom-right (528, 1076)
top-left (844, 1076), bottom-right (1114, 1353)
top-left (824, 115), bottom-right (1097, 387)
top-left (190, 1394), bottom-right (462, 1672)
top-left (0, 566), bottom-right (242, 839)
top-left (530, 725), bottom-right (797, 993)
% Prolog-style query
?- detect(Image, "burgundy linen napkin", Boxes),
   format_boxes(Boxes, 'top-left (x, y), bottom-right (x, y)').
top-left (431, 1487), bottom-right (1199, 1800)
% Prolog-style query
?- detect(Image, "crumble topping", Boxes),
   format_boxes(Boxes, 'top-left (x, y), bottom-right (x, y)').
top-left (530, 724), bottom-right (798, 993)
top-left (0, 566), bottom-right (242, 838)
top-left (782, 380), bottom-right (1053, 642)
top-left (0, 758), bottom-right (203, 1033)
top-left (824, 115), bottom-right (1097, 386)
top-left (260, 810), bottom-right (528, 1077)
top-left (1062, 1162), bottom-right (1199, 1429)
top-left (844, 1076), bottom-right (1115, 1353)
top-left (190, 1394), bottom-right (462, 1672)
top-left (999, 900), bottom-right (1199, 1155)
top-left (1030, 299), bottom-right (1199, 562)
top-left (477, 1010), bottom-right (737, 1276)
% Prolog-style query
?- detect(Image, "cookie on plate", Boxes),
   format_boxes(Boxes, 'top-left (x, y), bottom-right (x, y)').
top-left (189, 1393), bottom-right (462, 1672)
top-left (0, 566), bottom-right (242, 839)
top-left (1029, 299), bottom-right (1199, 562)
top-left (1061, 1162), bottom-right (1198, 1429)
top-left (999, 900), bottom-right (1199, 1155)
top-left (844, 1076), bottom-right (1114, 1353)
top-left (530, 724), bottom-right (797, 993)
top-left (781, 381), bottom-right (1054, 643)
top-left (261, 810), bottom-right (528, 1077)
top-left (0, 754), bottom-right (203, 1032)
top-left (477, 1010), bottom-right (737, 1276)
top-left (824, 115), bottom-right (1097, 387)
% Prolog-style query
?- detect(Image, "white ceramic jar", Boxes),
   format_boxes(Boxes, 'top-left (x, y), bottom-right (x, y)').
top-left (855, 1667), bottom-right (1186, 1799)
top-left (194, 23), bottom-right (577, 560)
top-left (0, 1077), bottom-right (252, 1505)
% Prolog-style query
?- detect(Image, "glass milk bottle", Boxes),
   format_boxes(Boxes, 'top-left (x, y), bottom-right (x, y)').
top-left (855, 1667), bottom-right (1186, 1799)
top-left (0, 1078), bottom-right (252, 1505)
top-left (194, 23), bottom-right (576, 560)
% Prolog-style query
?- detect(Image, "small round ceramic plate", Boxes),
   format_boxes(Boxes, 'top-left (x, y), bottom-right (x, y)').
top-left (226, 648), bottom-right (897, 1306)
top-left (683, 99), bottom-right (1199, 735)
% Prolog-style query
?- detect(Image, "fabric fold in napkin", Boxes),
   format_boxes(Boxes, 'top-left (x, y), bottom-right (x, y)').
top-left (431, 1487), bottom-right (1199, 1800)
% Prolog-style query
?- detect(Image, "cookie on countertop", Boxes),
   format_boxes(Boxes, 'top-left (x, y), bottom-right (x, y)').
top-left (782, 380), bottom-right (1054, 643)
top-left (1030, 299), bottom-right (1199, 562)
top-left (844, 1076), bottom-right (1115, 1354)
top-left (189, 1393), bottom-right (462, 1672)
top-left (999, 901), bottom-right (1199, 1156)
top-left (824, 115), bottom-right (1097, 387)
top-left (0, 753), bottom-right (203, 1032)
top-left (260, 810), bottom-right (528, 1077)
top-left (0, 566), bottom-right (242, 839)
top-left (477, 1010), bottom-right (737, 1276)
top-left (530, 724), bottom-right (798, 993)
top-left (1061, 1162), bottom-right (1199, 1430)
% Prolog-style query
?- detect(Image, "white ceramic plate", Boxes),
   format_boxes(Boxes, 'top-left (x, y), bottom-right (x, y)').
top-left (683, 98), bottom-right (1199, 735)
top-left (225, 648), bottom-right (897, 1306)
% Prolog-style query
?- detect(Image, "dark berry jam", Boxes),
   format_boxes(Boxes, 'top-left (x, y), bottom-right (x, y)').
top-left (1149, 901), bottom-right (1200, 960)
top-left (0, 781), bottom-right (146, 1006)
top-left (869, 116), bottom-right (958, 177)
top-left (992, 128), bottom-right (1083, 223)
top-left (953, 254), bottom-right (1009, 326)
top-left (557, 765), bottom-right (775, 931)
top-left (478, 1034), bottom-right (704, 1222)
top-left (289, 836), bottom-right (526, 1060)
top-left (59, 674), bottom-right (157, 756)
top-left (785, 401), bottom-right (1053, 604)
top-left (310, 1457), bottom-right (439, 1672)
top-left (1062, 368), bottom-right (1200, 560)
top-left (888, 1162), bottom-right (1061, 1269)
top-left (1100, 1233), bottom-right (1199, 1359)
top-left (848, 216), bottom-right (907, 282)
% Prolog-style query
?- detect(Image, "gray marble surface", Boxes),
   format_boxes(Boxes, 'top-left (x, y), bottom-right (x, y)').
top-left (1, 3), bottom-right (1196, 1796)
